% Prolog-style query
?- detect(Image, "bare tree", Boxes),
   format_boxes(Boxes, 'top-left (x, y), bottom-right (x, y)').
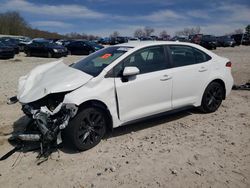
top-left (234, 29), bottom-right (244, 34)
top-left (144, 26), bottom-right (154, 37)
top-left (175, 26), bottom-right (201, 36)
top-left (110, 31), bottom-right (120, 38)
top-left (159, 30), bottom-right (168, 38)
top-left (134, 28), bottom-right (145, 38)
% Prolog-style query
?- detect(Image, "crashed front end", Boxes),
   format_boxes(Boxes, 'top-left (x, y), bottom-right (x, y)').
top-left (10, 93), bottom-right (78, 155)
top-left (7, 60), bottom-right (92, 156)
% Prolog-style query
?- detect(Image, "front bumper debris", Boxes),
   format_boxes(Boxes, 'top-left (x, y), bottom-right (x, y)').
top-left (6, 98), bottom-right (78, 158)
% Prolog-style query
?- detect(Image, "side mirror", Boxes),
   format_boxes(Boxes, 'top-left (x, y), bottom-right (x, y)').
top-left (123, 66), bottom-right (140, 77)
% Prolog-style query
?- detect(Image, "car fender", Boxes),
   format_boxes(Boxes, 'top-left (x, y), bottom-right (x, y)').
top-left (63, 77), bottom-right (121, 128)
top-left (195, 71), bottom-right (227, 107)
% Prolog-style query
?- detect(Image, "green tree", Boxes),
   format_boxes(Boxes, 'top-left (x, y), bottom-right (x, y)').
top-left (245, 25), bottom-right (250, 35)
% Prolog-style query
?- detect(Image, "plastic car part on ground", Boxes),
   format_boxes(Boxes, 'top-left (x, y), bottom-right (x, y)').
top-left (232, 82), bottom-right (250, 91)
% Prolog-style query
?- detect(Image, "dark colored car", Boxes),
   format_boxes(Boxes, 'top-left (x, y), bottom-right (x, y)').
top-left (56, 39), bottom-right (73, 46)
top-left (0, 37), bottom-right (20, 54)
top-left (98, 37), bottom-right (111, 45)
top-left (0, 41), bottom-right (15, 59)
top-left (139, 36), bottom-right (153, 41)
top-left (200, 35), bottom-right (217, 50)
top-left (231, 34), bottom-right (250, 46)
top-left (171, 35), bottom-right (189, 42)
top-left (66, 40), bottom-right (104, 55)
top-left (24, 40), bottom-right (68, 58)
top-left (14, 37), bottom-right (32, 52)
top-left (110, 37), bottom-right (128, 45)
top-left (217, 36), bottom-right (236, 47)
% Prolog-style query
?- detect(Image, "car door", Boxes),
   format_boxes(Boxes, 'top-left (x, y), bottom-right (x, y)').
top-left (114, 45), bottom-right (173, 122)
top-left (167, 45), bottom-right (212, 108)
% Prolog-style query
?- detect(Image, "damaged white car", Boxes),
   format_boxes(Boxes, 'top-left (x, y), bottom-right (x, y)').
top-left (9, 41), bottom-right (233, 153)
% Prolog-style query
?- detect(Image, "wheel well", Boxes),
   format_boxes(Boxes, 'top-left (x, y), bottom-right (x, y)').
top-left (210, 79), bottom-right (226, 99)
top-left (78, 100), bottom-right (113, 132)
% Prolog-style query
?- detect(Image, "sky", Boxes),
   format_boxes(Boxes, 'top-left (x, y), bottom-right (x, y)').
top-left (0, 0), bottom-right (249, 37)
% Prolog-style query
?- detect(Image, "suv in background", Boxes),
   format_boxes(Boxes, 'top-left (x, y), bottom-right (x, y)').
top-left (66, 40), bottom-right (104, 55)
top-left (231, 34), bottom-right (250, 46)
top-left (217, 36), bottom-right (236, 47)
top-left (200, 35), bottom-right (218, 50)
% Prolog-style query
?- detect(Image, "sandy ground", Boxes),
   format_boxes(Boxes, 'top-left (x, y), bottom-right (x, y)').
top-left (0, 46), bottom-right (249, 188)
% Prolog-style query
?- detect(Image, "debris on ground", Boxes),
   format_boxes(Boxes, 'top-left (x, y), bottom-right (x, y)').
top-left (232, 82), bottom-right (250, 91)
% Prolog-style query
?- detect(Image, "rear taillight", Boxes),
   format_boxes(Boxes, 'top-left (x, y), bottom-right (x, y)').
top-left (226, 61), bottom-right (232, 67)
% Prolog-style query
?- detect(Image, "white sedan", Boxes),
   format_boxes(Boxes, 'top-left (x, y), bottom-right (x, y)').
top-left (11, 41), bottom-right (233, 152)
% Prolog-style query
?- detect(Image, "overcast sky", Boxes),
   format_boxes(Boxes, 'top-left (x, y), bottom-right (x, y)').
top-left (0, 0), bottom-right (249, 37)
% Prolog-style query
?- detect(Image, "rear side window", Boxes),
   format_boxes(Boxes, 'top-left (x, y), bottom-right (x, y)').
top-left (169, 45), bottom-right (211, 67)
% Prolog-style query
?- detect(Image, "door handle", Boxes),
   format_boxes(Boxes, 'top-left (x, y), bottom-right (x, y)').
top-left (199, 67), bottom-right (208, 72)
top-left (160, 75), bottom-right (172, 81)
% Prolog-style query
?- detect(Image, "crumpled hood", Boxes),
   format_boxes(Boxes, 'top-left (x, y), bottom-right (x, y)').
top-left (17, 60), bottom-right (93, 103)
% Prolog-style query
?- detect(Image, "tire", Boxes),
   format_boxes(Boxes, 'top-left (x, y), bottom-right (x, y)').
top-left (200, 82), bottom-right (224, 113)
top-left (26, 51), bottom-right (31, 57)
top-left (48, 52), bottom-right (52, 58)
top-left (63, 107), bottom-right (107, 151)
top-left (68, 50), bottom-right (72, 55)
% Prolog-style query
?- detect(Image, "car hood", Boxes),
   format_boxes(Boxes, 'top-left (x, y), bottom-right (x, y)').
top-left (17, 60), bottom-right (93, 103)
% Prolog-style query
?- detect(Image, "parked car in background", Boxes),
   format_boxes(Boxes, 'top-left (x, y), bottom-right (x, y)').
top-left (56, 39), bottom-right (73, 46)
top-left (0, 41), bottom-right (15, 59)
top-left (139, 36), bottom-right (153, 41)
top-left (24, 39), bottom-right (68, 58)
top-left (128, 37), bottom-right (140, 41)
top-left (66, 40), bottom-right (104, 55)
top-left (189, 34), bottom-right (202, 44)
top-left (0, 37), bottom-right (20, 54)
top-left (171, 35), bottom-right (189, 42)
top-left (200, 35), bottom-right (217, 50)
top-left (110, 37), bottom-right (128, 45)
top-left (12, 41), bottom-right (233, 152)
top-left (217, 36), bottom-right (236, 47)
top-left (98, 37), bottom-right (111, 45)
top-left (231, 34), bottom-right (250, 46)
top-left (18, 37), bottom-right (32, 52)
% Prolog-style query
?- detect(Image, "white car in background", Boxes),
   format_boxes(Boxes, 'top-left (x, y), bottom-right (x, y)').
top-left (10, 41), bottom-right (233, 152)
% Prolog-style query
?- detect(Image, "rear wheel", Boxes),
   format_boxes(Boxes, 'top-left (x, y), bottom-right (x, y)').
top-left (200, 82), bottom-right (224, 113)
top-left (63, 107), bottom-right (107, 151)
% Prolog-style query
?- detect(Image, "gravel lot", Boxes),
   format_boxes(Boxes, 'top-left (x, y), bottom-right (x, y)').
top-left (0, 46), bottom-right (249, 188)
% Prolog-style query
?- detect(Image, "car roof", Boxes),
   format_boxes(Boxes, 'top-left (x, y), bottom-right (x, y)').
top-left (114, 41), bottom-right (198, 48)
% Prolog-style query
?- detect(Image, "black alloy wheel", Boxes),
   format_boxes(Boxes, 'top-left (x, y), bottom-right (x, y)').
top-left (200, 82), bottom-right (224, 113)
top-left (63, 107), bottom-right (107, 151)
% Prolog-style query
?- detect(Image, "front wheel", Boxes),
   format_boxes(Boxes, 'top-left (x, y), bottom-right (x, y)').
top-left (63, 107), bottom-right (107, 151)
top-left (200, 82), bottom-right (224, 113)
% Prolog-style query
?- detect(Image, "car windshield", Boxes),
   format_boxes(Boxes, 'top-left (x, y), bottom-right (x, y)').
top-left (72, 46), bottom-right (132, 76)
